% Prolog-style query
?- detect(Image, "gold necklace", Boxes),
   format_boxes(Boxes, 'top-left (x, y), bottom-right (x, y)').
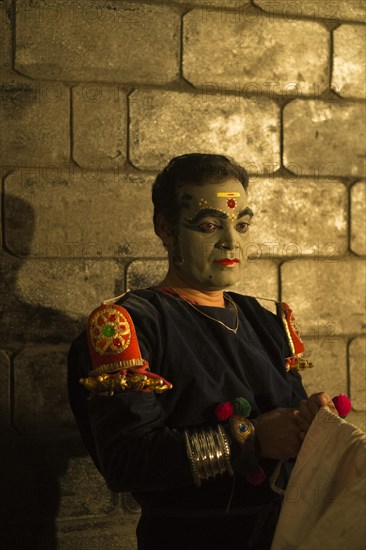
top-left (184, 293), bottom-right (239, 334)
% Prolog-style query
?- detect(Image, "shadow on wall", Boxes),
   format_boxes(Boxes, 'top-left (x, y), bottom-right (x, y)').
top-left (0, 195), bottom-right (88, 549)
top-left (1, 194), bottom-right (85, 345)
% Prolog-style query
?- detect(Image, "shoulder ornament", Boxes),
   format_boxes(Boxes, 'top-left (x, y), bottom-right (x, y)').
top-left (276, 302), bottom-right (313, 372)
top-left (80, 303), bottom-right (172, 396)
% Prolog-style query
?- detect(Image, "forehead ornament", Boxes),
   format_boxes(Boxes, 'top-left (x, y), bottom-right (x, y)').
top-left (217, 191), bottom-right (240, 210)
top-left (187, 192), bottom-right (243, 222)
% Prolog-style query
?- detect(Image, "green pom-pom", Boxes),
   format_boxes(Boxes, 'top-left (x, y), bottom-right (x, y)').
top-left (233, 397), bottom-right (251, 418)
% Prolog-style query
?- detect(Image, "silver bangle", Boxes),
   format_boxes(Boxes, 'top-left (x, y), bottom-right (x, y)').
top-left (184, 430), bottom-right (201, 486)
top-left (184, 425), bottom-right (233, 487)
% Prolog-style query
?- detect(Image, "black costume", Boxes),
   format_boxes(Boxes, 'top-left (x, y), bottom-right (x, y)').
top-left (68, 288), bottom-right (307, 550)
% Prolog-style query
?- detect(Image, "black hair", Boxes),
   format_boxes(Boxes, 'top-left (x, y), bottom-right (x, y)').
top-left (152, 153), bottom-right (249, 232)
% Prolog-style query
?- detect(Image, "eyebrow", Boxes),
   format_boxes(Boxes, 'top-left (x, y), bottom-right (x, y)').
top-left (185, 207), bottom-right (254, 224)
top-left (237, 207), bottom-right (254, 219)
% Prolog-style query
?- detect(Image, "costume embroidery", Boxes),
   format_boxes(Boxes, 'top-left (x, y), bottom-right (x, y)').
top-left (89, 306), bottom-right (131, 356)
top-left (276, 302), bottom-right (313, 372)
top-left (80, 303), bottom-right (172, 396)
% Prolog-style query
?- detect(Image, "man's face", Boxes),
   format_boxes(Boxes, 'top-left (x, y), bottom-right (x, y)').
top-left (171, 178), bottom-right (253, 290)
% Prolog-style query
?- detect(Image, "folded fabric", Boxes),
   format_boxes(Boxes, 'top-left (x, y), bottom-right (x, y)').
top-left (271, 406), bottom-right (366, 550)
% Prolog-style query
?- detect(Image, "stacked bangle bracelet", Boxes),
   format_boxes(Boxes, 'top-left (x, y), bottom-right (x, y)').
top-left (184, 398), bottom-right (266, 487)
top-left (184, 424), bottom-right (233, 487)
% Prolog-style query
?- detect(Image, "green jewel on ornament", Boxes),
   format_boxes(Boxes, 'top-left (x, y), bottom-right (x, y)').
top-left (102, 324), bottom-right (115, 337)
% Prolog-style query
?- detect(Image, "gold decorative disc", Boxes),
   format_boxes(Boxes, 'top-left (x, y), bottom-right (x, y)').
top-left (89, 307), bottom-right (131, 356)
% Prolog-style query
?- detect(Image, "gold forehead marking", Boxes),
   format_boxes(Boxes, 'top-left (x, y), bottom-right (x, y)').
top-left (216, 192), bottom-right (240, 198)
top-left (188, 193), bottom-right (242, 221)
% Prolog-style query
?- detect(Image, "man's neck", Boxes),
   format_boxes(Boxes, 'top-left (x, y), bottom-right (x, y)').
top-left (159, 271), bottom-right (226, 307)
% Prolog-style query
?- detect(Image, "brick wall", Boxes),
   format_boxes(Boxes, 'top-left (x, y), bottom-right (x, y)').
top-left (1, 1), bottom-right (365, 548)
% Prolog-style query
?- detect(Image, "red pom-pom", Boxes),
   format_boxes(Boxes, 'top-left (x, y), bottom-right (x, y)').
top-left (215, 402), bottom-right (234, 421)
top-left (332, 394), bottom-right (352, 417)
top-left (246, 466), bottom-right (266, 486)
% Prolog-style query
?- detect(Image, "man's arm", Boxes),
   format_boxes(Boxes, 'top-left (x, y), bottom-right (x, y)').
top-left (88, 391), bottom-right (194, 493)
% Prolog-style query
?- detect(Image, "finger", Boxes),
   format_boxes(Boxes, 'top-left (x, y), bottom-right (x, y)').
top-left (298, 400), bottom-right (315, 424)
top-left (305, 396), bottom-right (324, 417)
top-left (287, 409), bottom-right (309, 431)
top-left (309, 392), bottom-right (331, 407)
top-left (293, 410), bottom-right (310, 432)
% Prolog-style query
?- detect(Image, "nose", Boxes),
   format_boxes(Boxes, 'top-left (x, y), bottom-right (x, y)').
top-left (217, 226), bottom-right (239, 251)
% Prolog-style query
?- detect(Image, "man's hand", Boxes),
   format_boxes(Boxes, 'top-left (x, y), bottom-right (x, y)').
top-left (294, 392), bottom-right (339, 440)
top-left (255, 408), bottom-right (302, 460)
top-left (253, 394), bottom-right (339, 460)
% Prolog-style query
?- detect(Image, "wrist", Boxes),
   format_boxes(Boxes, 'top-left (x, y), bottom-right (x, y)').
top-left (252, 420), bottom-right (263, 459)
top-left (228, 415), bottom-right (265, 486)
top-left (214, 397), bottom-right (267, 486)
top-left (229, 415), bottom-right (255, 445)
top-left (184, 424), bottom-right (233, 487)
top-left (229, 421), bottom-right (266, 486)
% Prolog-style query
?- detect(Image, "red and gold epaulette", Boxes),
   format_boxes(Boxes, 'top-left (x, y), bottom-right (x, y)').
top-left (80, 303), bottom-right (172, 396)
top-left (276, 302), bottom-right (313, 372)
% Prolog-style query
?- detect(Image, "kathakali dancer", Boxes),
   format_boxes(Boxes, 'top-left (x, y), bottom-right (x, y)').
top-left (68, 154), bottom-right (338, 550)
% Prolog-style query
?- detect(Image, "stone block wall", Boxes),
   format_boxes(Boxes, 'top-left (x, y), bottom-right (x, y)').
top-left (1, 1), bottom-right (365, 548)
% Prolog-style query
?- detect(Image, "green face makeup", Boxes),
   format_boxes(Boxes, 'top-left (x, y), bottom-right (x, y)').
top-left (172, 179), bottom-right (253, 291)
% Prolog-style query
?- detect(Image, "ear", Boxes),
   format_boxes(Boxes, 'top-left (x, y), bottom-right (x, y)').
top-left (155, 213), bottom-right (175, 248)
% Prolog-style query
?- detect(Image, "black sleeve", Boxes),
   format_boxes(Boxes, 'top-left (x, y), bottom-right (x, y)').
top-left (272, 305), bottom-right (309, 406)
top-left (88, 392), bottom-right (193, 493)
top-left (78, 294), bottom-right (195, 493)
top-left (240, 294), bottom-right (309, 409)
top-left (288, 369), bottom-right (308, 407)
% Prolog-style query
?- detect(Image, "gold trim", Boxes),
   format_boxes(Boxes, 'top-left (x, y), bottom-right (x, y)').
top-left (80, 370), bottom-right (172, 396)
top-left (89, 358), bottom-right (145, 375)
top-left (278, 305), bottom-right (296, 355)
top-left (286, 358), bottom-right (313, 372)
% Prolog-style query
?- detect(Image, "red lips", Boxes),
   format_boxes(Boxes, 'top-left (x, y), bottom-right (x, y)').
top-left (215, 259), bottom-right (239, 266)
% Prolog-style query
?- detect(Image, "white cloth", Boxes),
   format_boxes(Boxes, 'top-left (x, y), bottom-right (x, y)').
top-left (271, 406), bottom-right (366, 550)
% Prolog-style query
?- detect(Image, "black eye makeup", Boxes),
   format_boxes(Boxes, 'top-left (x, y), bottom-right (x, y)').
top-left (197, 222), bottom-right (221, 233)
top-left (181, 206), bottom-right (254, 234)
top-left (235, 222), bottom-right (251, 233)
top-left (182, 219), bottom-right (252, 235)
